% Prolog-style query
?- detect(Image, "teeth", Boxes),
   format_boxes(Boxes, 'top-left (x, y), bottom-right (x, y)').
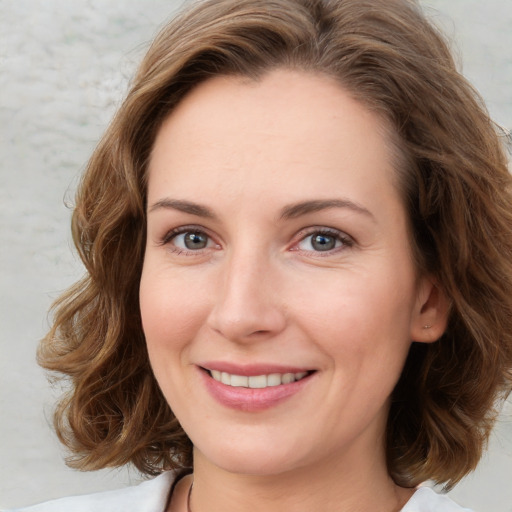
top-left (281, 373), bottom-right (295, 384)
top-left (209, 370), bottom-right (309, 388)
top-left (267, 373), bottom-right (282, 387)
top-left (248, 375), bottom-right (267, 388)
top-left (230, 374), bottom-right (249, 387)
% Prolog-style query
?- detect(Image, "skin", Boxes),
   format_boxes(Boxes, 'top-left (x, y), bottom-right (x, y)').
top-left (140, 69), bottom-right (448, 512)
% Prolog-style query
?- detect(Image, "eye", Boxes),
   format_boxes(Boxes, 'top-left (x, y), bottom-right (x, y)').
top-left (180, 231), bottom-right (209, 250)
top-left (164, 228), bottom-right (216, 252)
top-left (295, 229), bottom-right (352, 253)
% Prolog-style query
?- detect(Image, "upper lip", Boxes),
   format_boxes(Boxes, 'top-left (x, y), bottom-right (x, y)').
top-left (199, 361), bottom-right (315, 376)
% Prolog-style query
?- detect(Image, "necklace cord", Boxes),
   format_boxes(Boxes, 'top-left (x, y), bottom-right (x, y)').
top-left (187, 480), bottom-right (194, 512)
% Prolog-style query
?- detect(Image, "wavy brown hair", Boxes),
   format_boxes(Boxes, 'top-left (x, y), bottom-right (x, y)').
top-left (39, 0), bottom-right (512, 490)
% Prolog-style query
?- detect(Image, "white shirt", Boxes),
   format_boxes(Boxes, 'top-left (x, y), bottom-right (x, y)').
top-left (401, 486), bottom-right (473, 512)
top-left (6, 472), bottom-right (473, 512)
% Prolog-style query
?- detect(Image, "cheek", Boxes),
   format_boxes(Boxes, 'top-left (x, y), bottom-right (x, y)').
top-left (297, 267), bottom-right (415, 334)
top-left (139, 266), bottom-right (210, 358)
top-left (293, 265), bottom-right (416, 378)
top-left (139, 267), bottom-right (211, 410)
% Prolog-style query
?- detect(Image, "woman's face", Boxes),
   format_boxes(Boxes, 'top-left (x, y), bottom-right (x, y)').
top-left (140, 69), bottom-right (436, 477)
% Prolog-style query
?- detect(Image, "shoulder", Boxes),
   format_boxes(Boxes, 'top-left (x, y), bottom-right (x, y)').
top-left (401, 486), bottom-right (474, 512)
top-left (5, 471), bottom-right (176, 512)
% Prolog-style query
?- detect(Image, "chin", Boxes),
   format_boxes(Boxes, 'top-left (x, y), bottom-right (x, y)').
top-left (193, 440), bottom-right (310, 477)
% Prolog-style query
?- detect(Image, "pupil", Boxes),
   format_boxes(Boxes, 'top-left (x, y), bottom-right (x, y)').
top-left (185, 232), bottom-right (208, 249)
top-left (312, 234), bottom-right (335, 251)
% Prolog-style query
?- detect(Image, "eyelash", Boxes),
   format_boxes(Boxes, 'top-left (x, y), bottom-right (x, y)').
top-left (292, 227), bottom-right (354, 256)
top-left (159, 226), bottom-right (354, 256)
top-left (159, 225), bottom-right (218, 255)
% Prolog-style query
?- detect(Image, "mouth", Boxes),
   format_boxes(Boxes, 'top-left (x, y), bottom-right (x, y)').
top-left (204, 369), bottom-right (314, 389)
top-left (199, 365), bottom-right (316, 411)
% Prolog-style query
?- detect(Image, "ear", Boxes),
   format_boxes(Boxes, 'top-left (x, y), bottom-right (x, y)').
top-left (410, 276), bottom-right (450, 343)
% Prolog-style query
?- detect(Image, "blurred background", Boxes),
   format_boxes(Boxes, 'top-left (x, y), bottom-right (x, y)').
top-left (1, 0), bottom-right (511, 510)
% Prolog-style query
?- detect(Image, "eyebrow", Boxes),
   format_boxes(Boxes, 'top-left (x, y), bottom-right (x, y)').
top-left (148, 197), bottom-right (375, 222)
top-left (280, 199), bottom-right (375, 221)
top-left (148, 198), bottom-right (216, 218)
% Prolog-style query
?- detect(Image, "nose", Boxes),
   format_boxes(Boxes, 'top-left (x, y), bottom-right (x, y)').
top-left (206, 250), bottom-right (287, 342)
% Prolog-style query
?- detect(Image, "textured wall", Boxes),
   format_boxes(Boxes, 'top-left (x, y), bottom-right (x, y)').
top-left (1, 1), bottom-right (511, 510)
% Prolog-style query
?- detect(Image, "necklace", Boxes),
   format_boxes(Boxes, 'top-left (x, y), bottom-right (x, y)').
top-left (187, 480), bottom-right (193, 512)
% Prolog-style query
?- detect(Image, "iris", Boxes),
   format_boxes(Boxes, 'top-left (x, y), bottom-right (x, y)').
top-left (311, 233), bottom-right (336, 251)
top-left (184, 232), bottom-right (209, 250)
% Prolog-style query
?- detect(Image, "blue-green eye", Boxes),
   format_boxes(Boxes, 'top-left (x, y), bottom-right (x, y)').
top-left (297, 230), bottom-right (348, 252)
top-left (311, 233), bottom-right (338, 251)
top-left (172, 231), bottom-right (212, 250)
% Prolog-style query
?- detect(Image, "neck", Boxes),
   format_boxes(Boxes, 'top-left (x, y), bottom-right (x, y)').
top-left (187, 445), bottom-right (413, 512)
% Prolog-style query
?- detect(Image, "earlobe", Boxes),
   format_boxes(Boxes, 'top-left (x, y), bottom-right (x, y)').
top-left (410, 277), bottom-right (451, 343)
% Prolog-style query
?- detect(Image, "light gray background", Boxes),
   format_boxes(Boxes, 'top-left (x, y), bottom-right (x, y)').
top-left (1, 1), bottom-right (511, 510)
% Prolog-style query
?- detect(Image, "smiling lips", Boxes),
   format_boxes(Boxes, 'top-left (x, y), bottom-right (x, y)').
top-left (209, 370), bottom-right (309, 388)
top-left (201, 366), bottom-right (315, 411)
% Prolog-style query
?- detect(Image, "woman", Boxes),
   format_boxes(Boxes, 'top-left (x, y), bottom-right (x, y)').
top-left (11, 0), bottom-right (512, 510)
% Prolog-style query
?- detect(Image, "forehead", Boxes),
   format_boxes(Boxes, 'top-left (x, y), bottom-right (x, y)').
top-left (148, 69), bottom-right (400, 206)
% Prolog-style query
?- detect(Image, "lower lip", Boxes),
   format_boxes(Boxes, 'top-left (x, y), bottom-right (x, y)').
top-left (200, 369), bottom-right (314, 412)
